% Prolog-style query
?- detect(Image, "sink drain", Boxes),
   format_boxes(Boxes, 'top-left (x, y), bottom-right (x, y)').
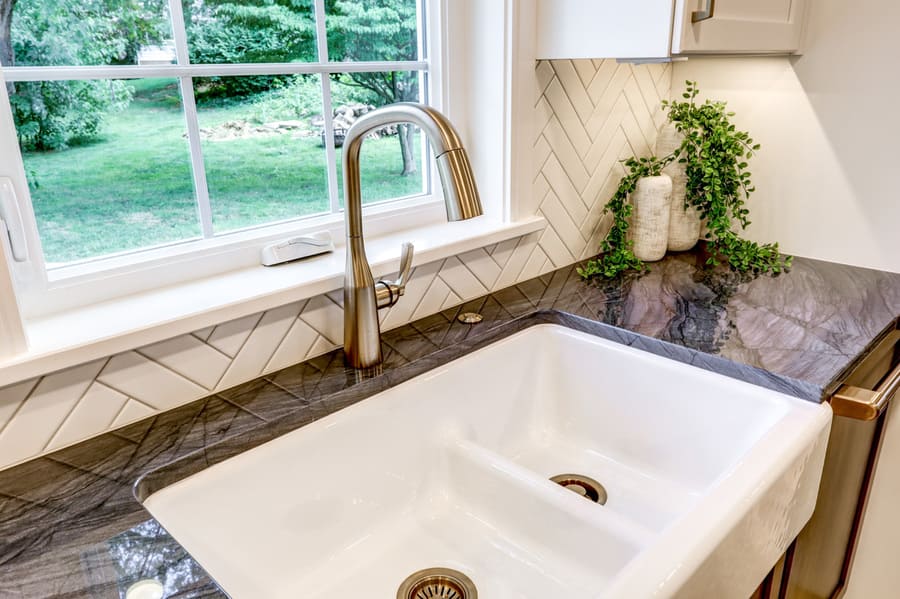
top-left (397, 567), bottom-right (478, 599)
top-left (550, 473), bottom-right (608, 505)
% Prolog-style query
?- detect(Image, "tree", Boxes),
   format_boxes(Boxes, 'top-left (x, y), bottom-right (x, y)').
top-left (185, 0), bottom-right (317, 98)
top-left (3, 0), bottom-right (167, 68)
top-left (0, 0), bottom-right (16, 77)
top-left (0, 0), bottom-right (423, 159)
top-left (1, 0), bottom-right (168, 150)
top-left (327, 0), bottom-right (420, 176)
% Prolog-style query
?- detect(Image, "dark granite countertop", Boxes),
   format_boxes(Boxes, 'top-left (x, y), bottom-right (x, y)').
top-left (1, 249), bottom-right (898, 598)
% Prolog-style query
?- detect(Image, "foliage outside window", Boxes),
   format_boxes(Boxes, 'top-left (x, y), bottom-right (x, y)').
top-left (0, 0), bottom-right (429, 265)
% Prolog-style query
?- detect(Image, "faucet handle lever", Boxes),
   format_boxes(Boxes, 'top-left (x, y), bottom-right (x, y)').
top-left (395, 242), bottom-right (414, 288)
top-left (376, 242), bottom-right (414, 309)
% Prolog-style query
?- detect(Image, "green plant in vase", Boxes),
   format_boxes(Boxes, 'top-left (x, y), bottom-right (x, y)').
top-left (579, 81), bottom-right (791, 280)
top-left (577, 155), bottom-right (674, 279)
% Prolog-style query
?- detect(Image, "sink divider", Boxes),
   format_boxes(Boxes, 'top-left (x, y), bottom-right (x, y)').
top-left (443, 437), bottom-right (655, 553)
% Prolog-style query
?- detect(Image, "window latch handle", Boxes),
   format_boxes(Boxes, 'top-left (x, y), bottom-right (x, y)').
top-left (0, 178), bottom-right (29, 263)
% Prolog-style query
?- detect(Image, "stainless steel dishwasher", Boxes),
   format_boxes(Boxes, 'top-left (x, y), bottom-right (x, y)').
top-left (762, 326), bottom-right (900, 599)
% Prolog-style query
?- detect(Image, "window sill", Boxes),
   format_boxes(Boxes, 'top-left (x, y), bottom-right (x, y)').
top-left (0, 216), bottom-right (546, 387)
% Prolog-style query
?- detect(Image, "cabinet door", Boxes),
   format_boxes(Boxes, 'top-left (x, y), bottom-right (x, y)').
top-left (535, 0), bottom-right (674, 60)
top-left (672, 0), bottom-right (808, 54)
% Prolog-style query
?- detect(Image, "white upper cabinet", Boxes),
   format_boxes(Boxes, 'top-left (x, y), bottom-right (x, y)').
top-left (535, 0), bottom-right (675, 60)
top-left (535, 0), bottom-right (809, 59)
top-left (672, 0), bottom-right (809, 54)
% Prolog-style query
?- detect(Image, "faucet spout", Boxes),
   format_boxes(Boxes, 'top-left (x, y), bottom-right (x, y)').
top-left (342, 103), bottom-right (483, 368)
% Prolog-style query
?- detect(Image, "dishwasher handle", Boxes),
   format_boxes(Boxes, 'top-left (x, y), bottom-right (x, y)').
top-left (831, 360), bottom-right (900, 421)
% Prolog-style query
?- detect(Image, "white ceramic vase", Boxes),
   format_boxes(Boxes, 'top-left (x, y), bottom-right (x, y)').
top-left (630, 174), bottom-right (672, 262)
top-left (656, 122), bottom-right (702, 251)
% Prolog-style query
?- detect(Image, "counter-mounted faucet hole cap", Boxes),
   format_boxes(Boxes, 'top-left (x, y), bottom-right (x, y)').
top-left (124, 580), bottom-right (164, 599)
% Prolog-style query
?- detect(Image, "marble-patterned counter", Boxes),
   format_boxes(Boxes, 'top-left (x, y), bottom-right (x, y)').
top-left (1, 249), bottom-right (897, 597)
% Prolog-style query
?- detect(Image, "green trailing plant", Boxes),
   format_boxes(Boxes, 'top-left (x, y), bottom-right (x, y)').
top-left (576, 155), bottom-right (674, 279)
top-left (666, 81), bottom-right (791, 273)
top-left (580, 80), bottom-right (791, 280)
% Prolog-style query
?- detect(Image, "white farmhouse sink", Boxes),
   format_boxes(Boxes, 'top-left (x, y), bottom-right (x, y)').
top-left (143, 324), bottom-right (831, 598)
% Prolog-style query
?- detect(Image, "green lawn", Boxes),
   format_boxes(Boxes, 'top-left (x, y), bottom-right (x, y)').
top-left (23, 79), bottom-right (425, 264)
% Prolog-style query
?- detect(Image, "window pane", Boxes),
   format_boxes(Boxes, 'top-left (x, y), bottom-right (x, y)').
top-left (185, 0), bottom-right (316, 66)
top-left (195, 75), bottom-right (330, 233)
top-left (14, 78), bottom-right (199, 264)
top-left (326, 0), bottom-right (421, 63)
top-left (330, 71), bottom-right (427, 206)
top-left (9, 0), bottom-right (173, 67)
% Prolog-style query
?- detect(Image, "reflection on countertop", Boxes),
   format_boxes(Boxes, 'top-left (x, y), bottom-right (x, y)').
top-left (0, 247), bottom-right (897, 597)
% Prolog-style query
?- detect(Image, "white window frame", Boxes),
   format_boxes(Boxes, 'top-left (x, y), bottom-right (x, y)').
top-left (1, 0), bottom-right (447, 319)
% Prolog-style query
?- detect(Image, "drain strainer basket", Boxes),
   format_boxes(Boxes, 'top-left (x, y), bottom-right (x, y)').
top-left (397, 567), bottom-right (478, 599)
top-left (550, 473), bottom-right (608, 505)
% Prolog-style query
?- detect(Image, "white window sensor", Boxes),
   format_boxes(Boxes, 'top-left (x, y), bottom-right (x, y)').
top-left (260, 231), bottom-right (334, 266)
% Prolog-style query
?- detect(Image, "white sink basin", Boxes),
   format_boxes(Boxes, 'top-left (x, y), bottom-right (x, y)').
top-left (143, 324), bottom-right (831, 598)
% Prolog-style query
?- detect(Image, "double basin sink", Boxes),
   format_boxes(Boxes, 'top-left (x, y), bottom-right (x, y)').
top-left (142, 324), bottom-right (831, 598)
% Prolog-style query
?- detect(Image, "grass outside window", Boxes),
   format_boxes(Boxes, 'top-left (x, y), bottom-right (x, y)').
top-left (24, 78), bottom-right (425, 264)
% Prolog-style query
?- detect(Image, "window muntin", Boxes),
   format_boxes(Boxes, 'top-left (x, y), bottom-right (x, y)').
top-left (194, 74), bottom-right (331, 233)
top-left (331, 70), bottom-right (427, 207)
top-left (3, 0), bottom-right (430, 268)
top-left (184, 0), bottom-right (317, 66)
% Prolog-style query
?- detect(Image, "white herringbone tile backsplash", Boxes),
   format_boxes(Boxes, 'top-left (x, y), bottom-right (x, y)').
top-left (0, 59), bottom-right (671, 470)
top-left (534, 59), bottom-right (671, 263)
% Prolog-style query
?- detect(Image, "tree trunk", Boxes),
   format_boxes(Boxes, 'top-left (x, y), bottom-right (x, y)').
top-left (0, 0), bottom-right (16, 96)
top-left (398, 123), bottom-right (417, 176)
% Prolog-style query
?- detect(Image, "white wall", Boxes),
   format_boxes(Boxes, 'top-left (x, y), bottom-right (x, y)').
top-left (673, 0), bottom-right (900, 274)
top-left (677, 1), bottom-right (899, 595)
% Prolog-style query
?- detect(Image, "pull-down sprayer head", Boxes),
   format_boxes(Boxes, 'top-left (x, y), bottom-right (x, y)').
top-left (342, 103), bottom-right (483, 238)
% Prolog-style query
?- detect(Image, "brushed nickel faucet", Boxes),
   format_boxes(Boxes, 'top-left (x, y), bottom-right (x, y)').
top-left (342, 103), bottom-right (483, 368)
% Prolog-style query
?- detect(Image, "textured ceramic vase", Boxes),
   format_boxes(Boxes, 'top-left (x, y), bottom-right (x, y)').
top-left (630, 174), bottom-right (672, 262)
top-left (656, 122), bottom-right (702, 251)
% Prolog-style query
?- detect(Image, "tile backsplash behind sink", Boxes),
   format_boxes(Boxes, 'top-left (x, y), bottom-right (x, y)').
top-left (0, 59), bottom-right (671, 471)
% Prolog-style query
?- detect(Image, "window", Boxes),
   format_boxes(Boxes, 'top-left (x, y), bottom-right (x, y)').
top-left (0, 0), bottom-right (529, 371)
top-left (1, 0), bottom-right (439, 314)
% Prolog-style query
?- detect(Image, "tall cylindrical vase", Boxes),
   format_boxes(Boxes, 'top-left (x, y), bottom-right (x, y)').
top-left (656, 123), bottom-right (701, 251)
top-left (630, 175), bottom-right (672, 262)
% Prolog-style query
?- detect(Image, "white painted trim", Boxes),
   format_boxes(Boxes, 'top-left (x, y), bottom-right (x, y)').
top-left (0, 72), bottom-right (47, 302)
top-left (0, 233), bottom-right (26, 358)
top-left (179, 77), bottom-right (215, 238)
top-left (168, 0), bottom-right (214, 237)
top-left (508, 0), bottom-right (538, 221)
top-left (421, 0), bottom-right (443, 204)
top-left (313, 0), bottom-right (330, 62)
top-left (314, 0), bottom-right (341, 215)
top-left (444, 0), bottom-right (512, 224)
top-left (0, 216), bottom-right (546, 387)
top-left (24, 194), bottom-right (447, 317)
top-left (2, 61), bottom-right (430, 82)
top-left (500, 0), bottom-right (513, 223)
top-left (320, 74), bottom-right (341, 215)
top-left (167, 0), bottom-right (190, 66)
